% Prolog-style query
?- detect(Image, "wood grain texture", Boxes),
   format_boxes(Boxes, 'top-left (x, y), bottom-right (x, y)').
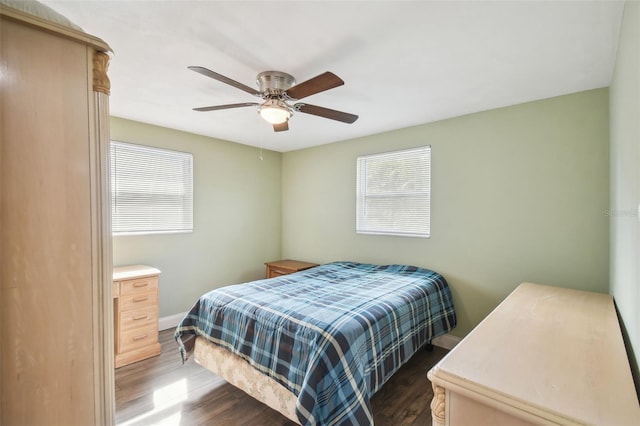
top-left (428, 283), bottom-right (640, 425)
top-left (1, 14), bottom-right (98, 425)
top-left (1, 5), bottom-right (113, 424)
top-left (264, 259), bottom-right (319, 278)
top-left (92, 51), bottom-right (111, 95)
top-left (114, 267), bottom-right (161, 368)
top-left (115, 329), bottom-right (447, 425)
top-left (90, 71), bottom-right (116, 426)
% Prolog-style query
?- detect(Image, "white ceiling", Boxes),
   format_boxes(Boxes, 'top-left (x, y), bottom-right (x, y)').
top-left (40, 0), bottom-right (624, 152)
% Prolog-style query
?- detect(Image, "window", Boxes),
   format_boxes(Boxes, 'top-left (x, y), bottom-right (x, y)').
top-left (356, 146), bottom-right (431, 238)
top-left (110, 141), bottom-right (193, 235)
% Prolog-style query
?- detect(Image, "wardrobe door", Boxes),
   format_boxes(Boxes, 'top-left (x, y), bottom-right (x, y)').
top-left (1, 14), bottom-right (105, 425)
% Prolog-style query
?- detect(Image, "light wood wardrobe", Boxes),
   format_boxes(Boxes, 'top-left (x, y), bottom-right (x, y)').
top-left (1, 3), bottom-right (114, 425)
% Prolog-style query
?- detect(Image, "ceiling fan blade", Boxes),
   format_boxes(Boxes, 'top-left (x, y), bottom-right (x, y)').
top-left (193, 102), bottom-right (259, 112)
top-left (285, 72), bottom-right (344, 100)
top-left (189, 66), bottom-right (261, 96)
top-left (273, 121), bottom-right (289, 132)
top-left (294, 103), bottom-right (359, 124)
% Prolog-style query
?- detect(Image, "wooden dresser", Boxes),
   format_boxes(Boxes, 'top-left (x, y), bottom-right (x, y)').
top-left (113, 265), bottom-right (162, 368)
top-left (265, 259), bottom-right (319, 278)
top-left (427, 283), bottom-right (640, 426)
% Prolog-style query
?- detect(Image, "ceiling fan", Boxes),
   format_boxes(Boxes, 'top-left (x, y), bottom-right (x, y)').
top-left (189, 66), bottom-right (359, 132)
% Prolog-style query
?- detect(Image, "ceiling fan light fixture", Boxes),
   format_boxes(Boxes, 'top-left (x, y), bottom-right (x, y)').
top-left (258, 99), bottom-right (291, 124)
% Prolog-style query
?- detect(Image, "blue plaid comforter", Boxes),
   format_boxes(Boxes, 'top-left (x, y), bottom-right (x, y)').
top-left (174, 261), bottom-right (456, 425)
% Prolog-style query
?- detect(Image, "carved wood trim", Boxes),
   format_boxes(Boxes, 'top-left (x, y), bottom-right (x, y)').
top-left (431, 383), bottom-right (446, 426)
top-left (93, 51), bottom-right (110, 95)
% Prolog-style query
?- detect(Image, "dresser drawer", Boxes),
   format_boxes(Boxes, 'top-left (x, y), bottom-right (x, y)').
top-left (120, 291), bottom-right (156, 311)
top-left (120, 305), bottom-right (157, 332)
top-left (121, 276), bottom-right (158, 295)
top-left (119, 323), bottom-right (159, 353)
top-left (113, 265), bottom-right (162, 368)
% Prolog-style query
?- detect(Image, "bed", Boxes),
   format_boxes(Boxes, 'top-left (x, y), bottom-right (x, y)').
top-left (174, 261), bottom-right (456, 425)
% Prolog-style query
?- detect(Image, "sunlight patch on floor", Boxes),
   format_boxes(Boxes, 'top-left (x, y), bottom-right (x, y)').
top-left (117, 378), bottom-right (187, 426)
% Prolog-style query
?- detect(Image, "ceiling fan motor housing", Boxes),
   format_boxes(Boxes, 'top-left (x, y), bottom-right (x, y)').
top-left (256, 71), bottom-right (296, 93)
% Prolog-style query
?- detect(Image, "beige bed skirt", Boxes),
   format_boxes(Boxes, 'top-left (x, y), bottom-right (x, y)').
top-left (194, 336), bottom-right (300, 424)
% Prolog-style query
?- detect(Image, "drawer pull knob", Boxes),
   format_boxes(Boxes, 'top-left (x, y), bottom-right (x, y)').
top-left (133, 282), bottom-right (149, 288)
top-left (133, 314), bottom-right (148, 321)
top-left (132, 334), bottom-right (148, 341)
top-left (133, 296), bottom-right (148, 302)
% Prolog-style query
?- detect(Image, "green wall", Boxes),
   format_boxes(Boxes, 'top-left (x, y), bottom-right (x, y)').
top-left (111, 87), bottom-right (613, 341)
top-left (610, 0), bottom-right (639, 386)
top-left (282, 89), bottom-right (610, 337)
top-left (110, 118), bottom-right (282, 317)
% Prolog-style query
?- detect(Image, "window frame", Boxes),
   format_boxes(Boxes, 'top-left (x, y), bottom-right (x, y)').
top-left (356, 145), bottom-right (431, 238)
top-left (110, 140), bottom-right (194, 236)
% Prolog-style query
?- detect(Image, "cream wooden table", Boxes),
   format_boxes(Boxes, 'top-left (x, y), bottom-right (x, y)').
top-left (427, 283), bottom-right (640, 426)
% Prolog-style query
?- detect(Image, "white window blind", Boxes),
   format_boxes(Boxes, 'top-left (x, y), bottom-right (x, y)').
top-left (110, 141), bottom-right (193, 235)
top-left (356, 146), bottom-right (431, 238)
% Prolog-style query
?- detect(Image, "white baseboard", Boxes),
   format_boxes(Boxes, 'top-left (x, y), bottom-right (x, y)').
top-left (432, 333), bottom-right (462, 350)
top-left (159, 311), bottom-right (188, 331)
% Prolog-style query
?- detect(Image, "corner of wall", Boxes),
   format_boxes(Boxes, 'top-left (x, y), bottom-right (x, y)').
top-left (609, 0), bottom-right (640, 396)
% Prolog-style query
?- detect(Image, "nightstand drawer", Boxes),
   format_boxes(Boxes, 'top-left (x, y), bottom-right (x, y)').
top-left (121, 276), bottom-right (158, 295)
top-left (113, 265), bottom-right (162, 368)
top-left (120, 305), bottom-right (157, 332)
top-left (120, 291), bottom-right (156, 311)
top-left (265, 259), bottom-right (319, 278)
top-left (267, 267), bottom-right (289, 277)
top-left (119, 323), bottom-right (158, 353)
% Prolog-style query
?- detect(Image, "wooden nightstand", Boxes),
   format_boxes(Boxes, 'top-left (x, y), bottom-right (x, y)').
top-left (265, 259), bottom-right (319, 278)
top-left (113, 265), bottom-right (162, 368)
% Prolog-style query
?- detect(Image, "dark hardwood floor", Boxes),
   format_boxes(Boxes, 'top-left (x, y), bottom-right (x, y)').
top-left (115, 329), bottom-right (447, 425)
